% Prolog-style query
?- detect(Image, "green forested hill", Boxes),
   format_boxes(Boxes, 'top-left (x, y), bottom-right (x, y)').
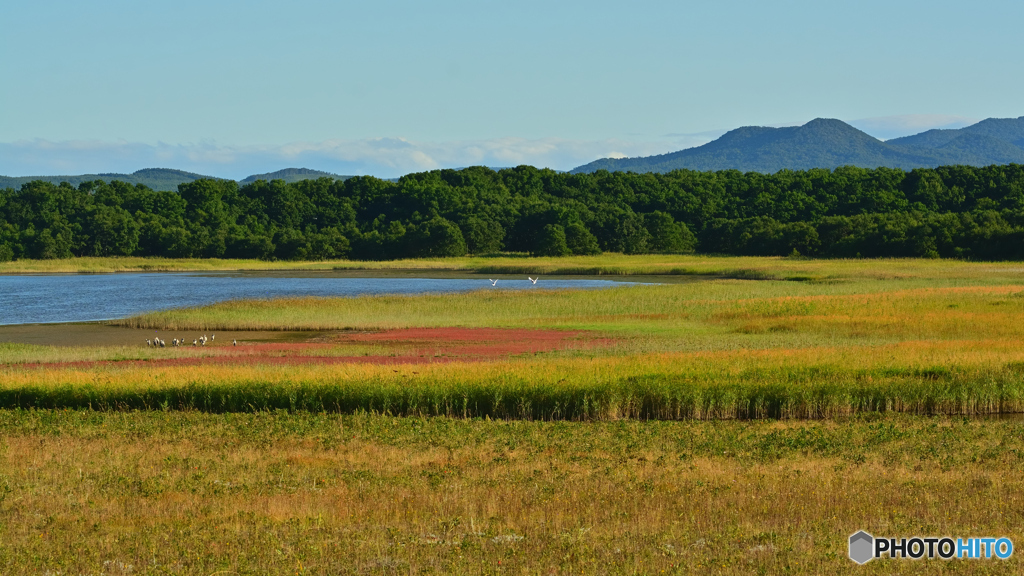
top-left (5, 164), bottom-right (1024, 263)
top-left (886, 117), bottom-right (1024, 150)
top-left (572, 117), bottom-right (1024, 174)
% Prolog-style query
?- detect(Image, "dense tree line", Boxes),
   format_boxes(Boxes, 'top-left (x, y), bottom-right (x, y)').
top-left (2, 164), bottom-right (1024, 262)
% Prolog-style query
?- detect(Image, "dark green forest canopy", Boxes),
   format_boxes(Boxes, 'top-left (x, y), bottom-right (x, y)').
top-left (3, 163), bottom-right (1024, 262)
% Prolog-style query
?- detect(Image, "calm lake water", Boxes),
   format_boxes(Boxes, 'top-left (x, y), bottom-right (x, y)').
top-left (0, 272), bottom-right (641, 325)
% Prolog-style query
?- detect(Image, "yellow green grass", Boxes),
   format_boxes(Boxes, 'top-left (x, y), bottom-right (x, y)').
top-left (117, 281), bottom-right (1024, 338)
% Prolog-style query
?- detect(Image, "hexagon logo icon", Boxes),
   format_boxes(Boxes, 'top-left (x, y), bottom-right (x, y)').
top-left (849, 531), bottom-right (874, 564)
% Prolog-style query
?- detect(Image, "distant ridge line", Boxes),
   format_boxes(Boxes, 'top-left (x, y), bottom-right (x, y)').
top-left (571, 116), bottom-right (1024, 174)
top-left (0, 167), bottom-right (353, 192)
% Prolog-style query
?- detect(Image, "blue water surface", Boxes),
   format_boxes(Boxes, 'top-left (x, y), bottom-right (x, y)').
top-left (0, 273), bottom-right (638, 325)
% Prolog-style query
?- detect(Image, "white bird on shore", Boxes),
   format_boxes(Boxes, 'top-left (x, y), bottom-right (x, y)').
top-left (528, 276), bottom-right (539, 284)
top-left (232, 339), bottom-right (237, 346)
top-left (211, 334), bottom-right (215, 341)
top-left (193, 339), bottom-right (198, 347)
top-left (489, 279), bottom-right (499, 286)
top-left (146, 339), bottom-right (152, 347)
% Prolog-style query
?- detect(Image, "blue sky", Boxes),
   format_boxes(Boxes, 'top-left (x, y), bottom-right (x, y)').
top-left (1, 0), bottom-right (1021, 178)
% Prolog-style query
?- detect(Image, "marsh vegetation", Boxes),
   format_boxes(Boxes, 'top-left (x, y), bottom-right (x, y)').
top-left (3, 256), bottom-right (1024, 573)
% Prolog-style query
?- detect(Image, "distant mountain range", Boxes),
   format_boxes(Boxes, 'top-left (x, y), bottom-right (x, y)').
top-left (8, 117), bottom-right (1024, 188)
top-left (571, 117), bottom-right (1024, 174)
top-left (0, 167), bottom-right (351, 192)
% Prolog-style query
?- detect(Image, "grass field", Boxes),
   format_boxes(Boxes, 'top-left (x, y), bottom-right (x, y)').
top-left (3, 255), bottom-right (1024, 573)
top-left (2, 411), bottom-right (1022, 574)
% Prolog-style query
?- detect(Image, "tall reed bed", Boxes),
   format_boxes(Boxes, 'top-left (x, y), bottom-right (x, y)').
top-left (6, 355), bottom-right (1024, 419)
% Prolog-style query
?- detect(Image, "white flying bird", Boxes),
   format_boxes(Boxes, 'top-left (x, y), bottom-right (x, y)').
top-left (489, 279), bottom-right (499, 286)
top-left (528, 276), bottom-right (539, 284)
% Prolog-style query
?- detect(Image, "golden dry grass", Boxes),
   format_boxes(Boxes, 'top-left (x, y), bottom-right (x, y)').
top-left (1, 411), bottom-right (1021, 575)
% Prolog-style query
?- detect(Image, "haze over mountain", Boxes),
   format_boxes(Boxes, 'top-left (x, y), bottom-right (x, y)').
top-left (0, 168), bottom-right (351, 192)
top-left (571, 117), bottom-right (1024, 174)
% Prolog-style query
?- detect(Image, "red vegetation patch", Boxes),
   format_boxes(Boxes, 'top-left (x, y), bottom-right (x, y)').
top-left (12, 328), bottom-right (616, 370)
top-left (350, 327), bottom-right (579, 342)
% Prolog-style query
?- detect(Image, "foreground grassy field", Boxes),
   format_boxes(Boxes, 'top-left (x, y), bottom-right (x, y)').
top-left (2, 410), bottom-right (1022, 575)
top-left (4, 256), bottom-right (1024, 573)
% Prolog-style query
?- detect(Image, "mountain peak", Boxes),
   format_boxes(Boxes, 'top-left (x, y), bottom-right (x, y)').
top-left (571, 116), bottom-right (1024, 174)
top-left (131, 168), bottom-right (211, 179)
top-left (238, 168), bottom-right (350, 185)
top-left (804, 117), bottom-right (849, 127)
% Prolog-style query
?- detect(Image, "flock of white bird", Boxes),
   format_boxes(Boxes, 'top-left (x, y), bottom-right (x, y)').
top-left (489, 276), bottom-right (539, 286)
top-left (146, 333), bottom-right (238, 347)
